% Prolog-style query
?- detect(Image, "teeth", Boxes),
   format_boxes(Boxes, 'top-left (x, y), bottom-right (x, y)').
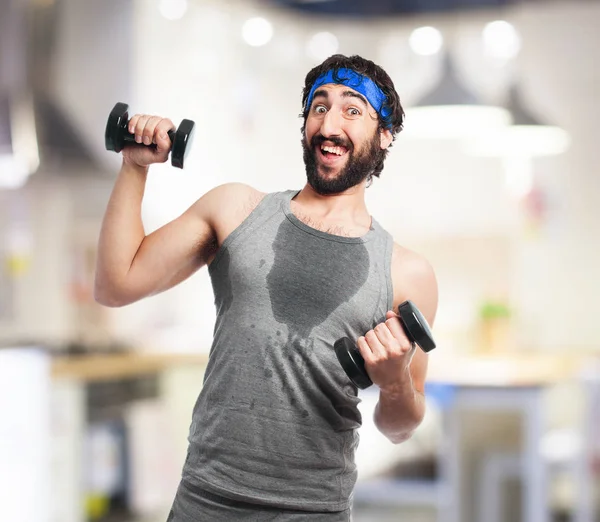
top-left (321, 145), bottom-right (345, 156)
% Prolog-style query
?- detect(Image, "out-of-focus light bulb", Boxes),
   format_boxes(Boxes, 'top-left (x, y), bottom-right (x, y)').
top-left (158, 0), bottom-right (188, 21)
top-left (307, 32), bottom-right (339, 62)
top-left (409, 26), bottom-right (443, 56)
top-left (242, 17), bottom-right (274, 47)
top-left (483, 20), bottom-right (521, 60)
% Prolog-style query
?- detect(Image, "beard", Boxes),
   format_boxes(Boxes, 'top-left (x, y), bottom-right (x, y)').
top-left (301, 129), bottom-right (384, 195)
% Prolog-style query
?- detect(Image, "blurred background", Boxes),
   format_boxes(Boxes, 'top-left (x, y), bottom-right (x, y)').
top-left (1, 0), bottom-right (599, 521)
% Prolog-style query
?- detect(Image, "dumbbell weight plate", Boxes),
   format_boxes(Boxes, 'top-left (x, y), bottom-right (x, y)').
top-left (398, 300), bottom-right (436, 353)
top-left (105, 102), bottom-right (129, 153)
top-left (334, 337), bottom-right (373, 389)
top-left (171, 118), bottom-right (195, 169)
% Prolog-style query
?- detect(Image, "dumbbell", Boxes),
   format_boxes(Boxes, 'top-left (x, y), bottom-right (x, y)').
top-left (104, 102), bottom-right (195, 169)
top-left (334, 300), bottom-right (436, 390)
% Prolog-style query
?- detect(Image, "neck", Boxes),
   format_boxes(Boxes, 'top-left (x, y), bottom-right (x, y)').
top-left (294, 181), bottom-right (370, 224)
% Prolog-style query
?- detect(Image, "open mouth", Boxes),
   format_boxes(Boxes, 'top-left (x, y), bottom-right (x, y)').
top-left (317, 144), bottom-right (349, 164)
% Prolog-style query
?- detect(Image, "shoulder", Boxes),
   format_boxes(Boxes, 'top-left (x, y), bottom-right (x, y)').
top-left (189, 183), bottom-right (270, 252)
top-left (202, 182), bottom-right (267, 206)
top-left (192, 182), bottom-right (267, 221)
top-left (390, 242), bottom-right (438, 326)
top-left (391, 243), bottom-right (436, 284)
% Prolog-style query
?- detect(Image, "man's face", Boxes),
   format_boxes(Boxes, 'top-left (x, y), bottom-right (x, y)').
top-left (302, 83), bottom-right (388, 195)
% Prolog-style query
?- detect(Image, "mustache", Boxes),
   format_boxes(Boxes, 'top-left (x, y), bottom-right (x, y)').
top-left (310, 134), bottom-right (352, 150)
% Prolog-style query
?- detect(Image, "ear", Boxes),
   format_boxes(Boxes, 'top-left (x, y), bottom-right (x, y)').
top-left (379, 128), bottom-right (393, 149)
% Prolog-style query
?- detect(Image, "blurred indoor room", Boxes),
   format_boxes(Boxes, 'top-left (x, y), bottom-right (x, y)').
top-left (0, 0), bottom-right (599, 521)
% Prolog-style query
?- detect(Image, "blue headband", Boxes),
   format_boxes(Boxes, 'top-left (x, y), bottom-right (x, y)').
top-left (305, 68), bottom-right (393, 129)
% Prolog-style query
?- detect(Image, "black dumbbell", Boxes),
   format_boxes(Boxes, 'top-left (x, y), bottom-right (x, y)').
top-left (334, 300), bottom-right (436, 390)
top-left (104, 102), bottom-right (195, 169)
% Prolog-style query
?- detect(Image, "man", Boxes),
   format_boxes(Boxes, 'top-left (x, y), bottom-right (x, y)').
top-left (95, 54), bottom-right (438, 521)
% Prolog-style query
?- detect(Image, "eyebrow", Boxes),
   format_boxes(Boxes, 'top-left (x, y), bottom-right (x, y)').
top-left (312, 89), bottom-right (369, 108)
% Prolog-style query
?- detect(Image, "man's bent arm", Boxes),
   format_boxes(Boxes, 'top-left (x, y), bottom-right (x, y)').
top-left (374, 252), bottom-right (438, 444)
top-left (95, 160), bottom-right (149, 306)
top-left (94, 161), bottom-right (219, 307)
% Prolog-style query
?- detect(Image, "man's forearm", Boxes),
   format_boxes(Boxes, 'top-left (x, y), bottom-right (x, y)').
top-left (373, 369), bottom-right (426, 444)
top-left (94, 160), bottom-right (148, 304)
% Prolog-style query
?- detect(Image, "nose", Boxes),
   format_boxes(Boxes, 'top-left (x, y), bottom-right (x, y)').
top-left (320, 108), bottom-right (343, 138)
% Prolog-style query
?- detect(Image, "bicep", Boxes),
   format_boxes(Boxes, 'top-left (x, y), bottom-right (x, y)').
top-left (122, 198), bottom-right (216, 302)
top-left (146, 207), bottom-right (217, 295)
top-left (134, 182), bottom-right (238, 275)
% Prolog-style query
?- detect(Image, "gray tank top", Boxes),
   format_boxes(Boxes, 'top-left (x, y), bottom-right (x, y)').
top-left (182, 189), bottom-right (394, 512)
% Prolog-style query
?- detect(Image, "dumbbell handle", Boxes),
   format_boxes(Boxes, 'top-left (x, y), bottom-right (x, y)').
top-left (121, 128), bottom-right (176, 150)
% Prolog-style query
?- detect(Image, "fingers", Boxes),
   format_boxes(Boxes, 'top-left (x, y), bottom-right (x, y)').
top-left (357, 326), bottom-right (391, 365)
top-left (357, 335), bottom-right (376, 365)
top-left (357, 330), bottom-right (385, 360)
top-left (355, 314), bottom-right (419, 389)
top-left (128, 114), bottom-right (175, 150)
top-left (128, 114), bottom-right (147, 143)
top-left (141, 116), bottom-right (162, 146)
top-left (155, 118), bottom-right (175, 152)
top-left (383, 313), bottom-right (407, 347)
top-left (357, 315), bottom-right (413, 361)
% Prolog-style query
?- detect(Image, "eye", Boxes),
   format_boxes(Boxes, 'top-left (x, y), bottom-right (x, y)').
top-left (313, 105), bottom-right (327, 114)
top-left (347, 107), bottom-right (361, 116)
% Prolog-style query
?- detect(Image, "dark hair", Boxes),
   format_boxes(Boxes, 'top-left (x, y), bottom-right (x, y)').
top-left (300, 54), bottom-right (405, 179)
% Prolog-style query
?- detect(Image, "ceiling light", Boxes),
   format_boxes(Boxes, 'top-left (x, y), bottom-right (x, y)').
top-left (465, 84), bottom-right (570, 157)
top-left (158, 0), bottom-right (188, 21)
top-left (404, 54), bottom-right (511, 139)
top-left (242, 17), bottom-right (274, 47)
top-left (409, 26), bottom-right (443, 56)
top-left (483, 20), bottom-right (521, 60)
